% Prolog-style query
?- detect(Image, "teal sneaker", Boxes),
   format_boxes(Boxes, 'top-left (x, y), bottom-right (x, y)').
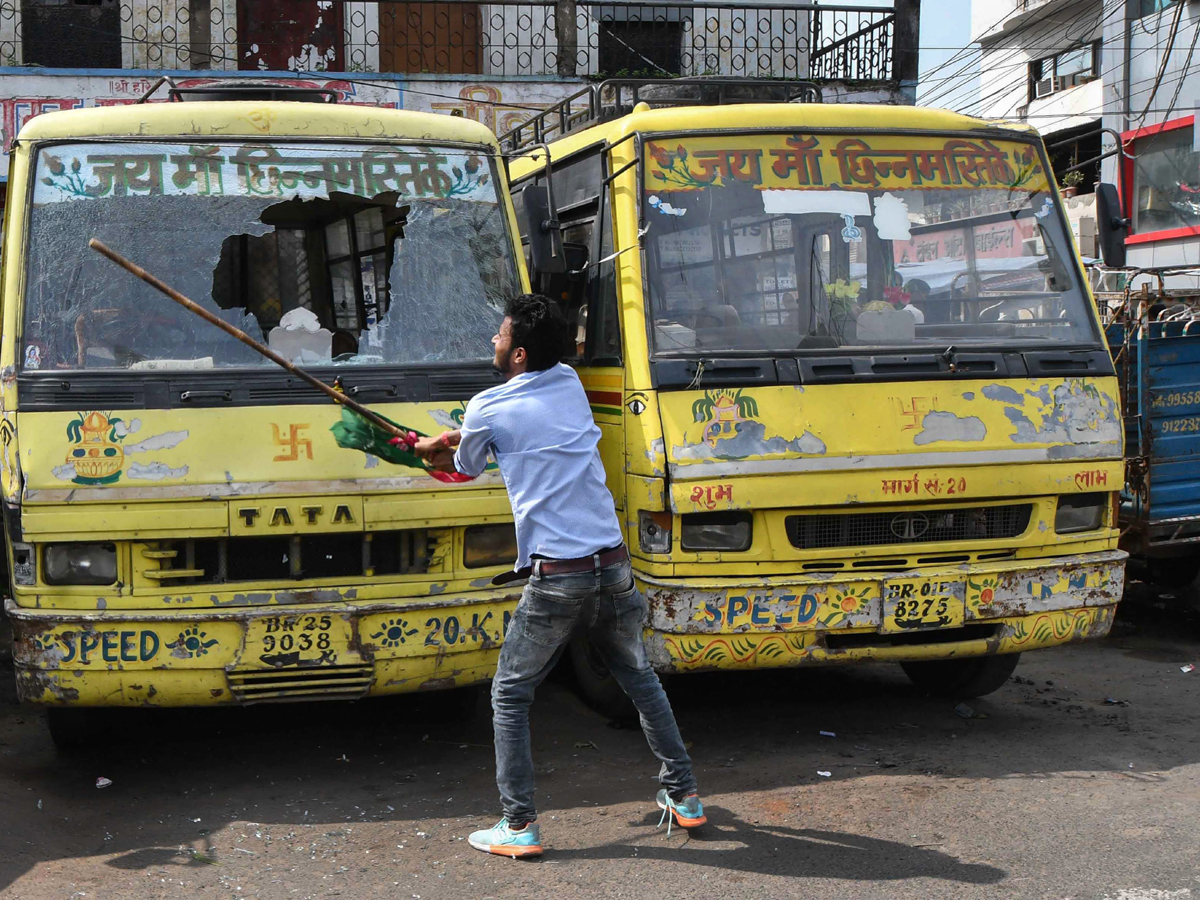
top-left (467, 819), bottom-right (543, 858)
top-left (656, 789), bottom-right (707, 836)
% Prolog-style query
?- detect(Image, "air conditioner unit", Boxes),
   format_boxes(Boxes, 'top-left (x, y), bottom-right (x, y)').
top-left (1034, 76), bottom-right (1061, 99)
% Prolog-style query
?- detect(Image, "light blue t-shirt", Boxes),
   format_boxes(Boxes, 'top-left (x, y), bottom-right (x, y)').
top-left (454, 363), bottom-right (624, 569)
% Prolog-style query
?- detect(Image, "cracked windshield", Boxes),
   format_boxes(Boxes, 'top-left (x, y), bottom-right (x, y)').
top-left (643, 133), bottom-right (1098, 354)
top-left (23, 142), bottom-right (517, 371)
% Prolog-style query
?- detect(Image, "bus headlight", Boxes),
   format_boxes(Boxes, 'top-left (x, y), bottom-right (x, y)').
top-left (43, 543), bottom-right (117, 585)
top-left (1055, 493), bottom-right (1105, 534)
top-left (463, 524), bottom-right (517, 568)
top-left (11, 543), bottom-right (35, 585)
top-left (638, 511), bottom-right (673, 554)
top-left (681, 512), bottom-right (753, 551)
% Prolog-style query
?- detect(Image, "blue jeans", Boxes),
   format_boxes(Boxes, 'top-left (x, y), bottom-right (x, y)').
top-left (490, 555), bottom-right (697, 823)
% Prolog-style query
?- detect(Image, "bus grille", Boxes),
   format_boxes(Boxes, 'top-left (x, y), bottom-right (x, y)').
top-left (786, 504), bottom-right (1033, 551)
top-left (227, 664), bottom-right (374, 704)
top-left (142, 530), bottom-right (443, 586)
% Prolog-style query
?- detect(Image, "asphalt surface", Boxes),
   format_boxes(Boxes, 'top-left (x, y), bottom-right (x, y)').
top-left (0, 582), bottom-right (1197, 900)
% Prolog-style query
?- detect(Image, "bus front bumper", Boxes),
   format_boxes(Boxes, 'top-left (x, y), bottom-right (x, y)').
top-left (6, 586), bottom-right (522, 707)
top-left (638, 550), bottom-right (1126, 673)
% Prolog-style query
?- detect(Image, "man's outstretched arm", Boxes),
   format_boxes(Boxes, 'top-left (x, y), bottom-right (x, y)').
top-left (413, 430), bottom-right (461, 472)
top-left (414, 403), bottom-right (493, 477)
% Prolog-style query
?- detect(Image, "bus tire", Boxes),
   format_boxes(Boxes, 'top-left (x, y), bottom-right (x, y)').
top-left (46, 707), bottom-right (107, 751)
top-left (569, 635), bottom-right (635, 719)
top-left (900, 653), bottom-right (1021, 699)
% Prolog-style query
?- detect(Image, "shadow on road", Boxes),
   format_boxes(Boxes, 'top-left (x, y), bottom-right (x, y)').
top-left (554, 808), bottom-right (1006, 884)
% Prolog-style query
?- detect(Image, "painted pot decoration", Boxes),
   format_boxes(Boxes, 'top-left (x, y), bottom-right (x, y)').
top-left (66, 411), bottom-right (126, 485)
top-left (693, 389), bottom-right (760, 449)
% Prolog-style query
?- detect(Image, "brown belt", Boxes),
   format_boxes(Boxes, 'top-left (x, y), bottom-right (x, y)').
top-left (532, 545), bottom-right (629, 577)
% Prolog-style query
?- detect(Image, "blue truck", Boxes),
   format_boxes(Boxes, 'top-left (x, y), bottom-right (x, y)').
top-left (1106, 288), bottom-right (1200, 587)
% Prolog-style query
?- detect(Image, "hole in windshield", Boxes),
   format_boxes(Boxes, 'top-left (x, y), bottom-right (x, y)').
top-left (22, 142), bottom-right (518, 371)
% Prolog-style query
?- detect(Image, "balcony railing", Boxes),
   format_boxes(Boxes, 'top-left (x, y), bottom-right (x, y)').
top-left (0, 0), bottom-right (896, 82)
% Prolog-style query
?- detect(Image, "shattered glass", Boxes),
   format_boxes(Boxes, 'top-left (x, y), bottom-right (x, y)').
top-left (22, 142), bottom-right (517, 371)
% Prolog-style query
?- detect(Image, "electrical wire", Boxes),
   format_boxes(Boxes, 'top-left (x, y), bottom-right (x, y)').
top-left (914, 0), bottom-right (1032, 83)
top-left (920, 0), bottom-right (1188, 114)
top-left (967, 49), bottom-right (1198, 122)
top-left (920, 0), bottom-right (1127, 110)
top-left (1158, 10), bottom-right (1200, 127)
top-left (937, 6), bottom-right (1190, 120)
top-left (917, 0), bottom-right (1121, 104)
top-left (1131, 0), bottom-right (1185, 129)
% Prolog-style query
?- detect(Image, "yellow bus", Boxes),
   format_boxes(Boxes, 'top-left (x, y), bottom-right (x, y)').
top-left (504, 80), bottom-right (1127, 713)
top-left (3, 83), bottom-right (540, 745)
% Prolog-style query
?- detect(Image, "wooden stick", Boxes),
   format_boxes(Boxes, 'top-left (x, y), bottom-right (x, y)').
top-left (88, 238), bottom-right (409, 438)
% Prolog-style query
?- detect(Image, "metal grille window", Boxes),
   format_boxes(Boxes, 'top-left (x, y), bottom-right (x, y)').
top-left (1029, 41), bottom-right (1099, 102)
top-left (325, 207), bottom-right (393, 336)
top-left (21, 0), bottom-right (121, 68)
top-left (144, 530), bottom-right (438, 585)
top-left (786, 505), bottom-right (1033, 551)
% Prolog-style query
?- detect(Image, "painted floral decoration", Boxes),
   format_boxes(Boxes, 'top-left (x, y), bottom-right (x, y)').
top-left (647, 144), bottom-right (716, 189)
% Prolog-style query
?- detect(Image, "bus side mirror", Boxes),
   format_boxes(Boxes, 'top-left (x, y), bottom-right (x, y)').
top-left (536, 242), bottom-right (588, 305)
top-left (522, 184), bottom-right (566, 274)
top-left (1096, 182), bottom-right (1129, 269)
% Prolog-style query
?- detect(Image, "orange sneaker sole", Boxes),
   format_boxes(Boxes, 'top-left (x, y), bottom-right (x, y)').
top-left (657, 801), bottom-right (707, 829)
top-left (470, 841), bottom-right (544, 858)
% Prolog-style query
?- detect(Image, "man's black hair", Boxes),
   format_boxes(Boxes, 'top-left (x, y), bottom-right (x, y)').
top-left (504, 293), bottom-right (568, 371)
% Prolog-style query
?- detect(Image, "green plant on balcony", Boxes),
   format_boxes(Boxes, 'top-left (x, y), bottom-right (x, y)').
top-left (1059, 168), bottom-right (1084, 196)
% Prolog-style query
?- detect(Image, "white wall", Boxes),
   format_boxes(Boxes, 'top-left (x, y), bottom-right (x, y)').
top-left (1125, 1), bottom-right (1200, 130)
top-left (1028, 78), bottom-right (1103, 134)
top-left (971, 0), bottom-right (1022, 44)
top-left (976, 0), bottom-right (1105, 121)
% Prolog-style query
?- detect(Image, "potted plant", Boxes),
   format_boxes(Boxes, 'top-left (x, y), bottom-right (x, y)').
top-left (1060, 168), bottom-right (1084, 198)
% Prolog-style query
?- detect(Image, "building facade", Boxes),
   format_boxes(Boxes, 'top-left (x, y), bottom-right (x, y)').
top-left (0, 1), bottom-right (914, 193)
top-left (970, 0), bottom-right (1200, 283)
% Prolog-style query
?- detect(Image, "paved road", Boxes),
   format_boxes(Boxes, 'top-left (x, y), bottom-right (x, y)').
top-left (0, 585), bottom-right (1198, 900)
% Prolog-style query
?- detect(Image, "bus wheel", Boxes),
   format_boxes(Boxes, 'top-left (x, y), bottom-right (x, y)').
top-left (900, 653), bottom-right (1021, 699)
top-left (569, 636), bottom-right (635, 719)
top-left (46, 707), bottom-right (107, 751)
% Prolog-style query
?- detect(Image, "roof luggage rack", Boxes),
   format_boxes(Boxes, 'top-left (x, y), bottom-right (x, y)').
top-left (138, 76), bottom-right (339, 104)
top-left (499, 77), bottom-right (822, 152)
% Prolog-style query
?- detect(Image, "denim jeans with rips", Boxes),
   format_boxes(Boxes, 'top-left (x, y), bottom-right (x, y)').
top-left (490, 556), bottom-right (697, 824)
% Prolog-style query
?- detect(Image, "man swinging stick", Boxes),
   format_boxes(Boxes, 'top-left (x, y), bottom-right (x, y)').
top-left (413, 293), bottom-right (705, 858)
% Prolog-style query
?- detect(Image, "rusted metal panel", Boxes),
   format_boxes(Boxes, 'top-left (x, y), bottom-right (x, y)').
top-left (379, 2), bottom-right (482, 74)
top-left (638, 550), bottom-right (1125, 672)
top-left (237, 0), bottom-right (343, 72)
top-left (644, 605), bottom-right (1116, 674)
top-left (8, 588), bottom-right (519, 706)
top-left (641, 550), bottom-right (1125, 635)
